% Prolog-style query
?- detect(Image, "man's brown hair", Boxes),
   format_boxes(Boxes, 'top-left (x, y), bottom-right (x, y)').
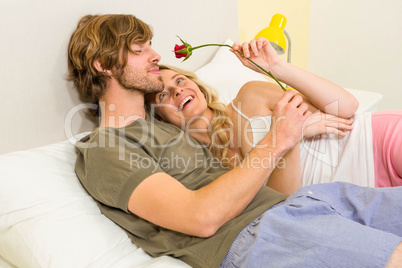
top-left (67, 14), bottom-right (153, 115)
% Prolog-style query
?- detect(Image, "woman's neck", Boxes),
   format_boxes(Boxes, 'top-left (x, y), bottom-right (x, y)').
top-left (185, 108), bottom-right (214, 145)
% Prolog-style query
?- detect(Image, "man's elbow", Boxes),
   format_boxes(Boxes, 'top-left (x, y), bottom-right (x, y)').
top-left (193, 224), bottom-right (218, 238)
top-left (190, 211), bottom-right (222, 238)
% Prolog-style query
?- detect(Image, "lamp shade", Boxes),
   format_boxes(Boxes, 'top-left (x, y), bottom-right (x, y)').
top-left (255, 14), bottom-right (287, 55)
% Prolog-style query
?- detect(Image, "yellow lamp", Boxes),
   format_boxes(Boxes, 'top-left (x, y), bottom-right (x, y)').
top-left (255, 14), bottom-right (291, 63)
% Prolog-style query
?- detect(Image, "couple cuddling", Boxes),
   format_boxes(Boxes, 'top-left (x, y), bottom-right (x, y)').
top-left (69, 14), bottom-right (402, 267)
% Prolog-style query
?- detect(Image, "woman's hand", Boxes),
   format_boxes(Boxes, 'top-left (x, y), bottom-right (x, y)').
top-left (232, 38), bottom-right (359, 119)
top-left (303, 111), bottom-right (354, 138)
top-left (231, 38), bottom-right (284, 76)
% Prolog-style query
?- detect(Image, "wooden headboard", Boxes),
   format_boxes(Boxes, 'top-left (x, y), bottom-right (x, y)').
top-left (0, 0), bottom-right (239, 154)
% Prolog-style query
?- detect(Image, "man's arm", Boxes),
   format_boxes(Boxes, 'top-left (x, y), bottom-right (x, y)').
top-left (386, 243), bottom-right (402, 268)
top-left (128, 90), bottom-right (310, 237)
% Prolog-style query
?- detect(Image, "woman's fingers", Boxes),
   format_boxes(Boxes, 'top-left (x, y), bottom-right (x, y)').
top-left (303, 111), bottom-right (355, 138)
top-left (235, 40), bottom-right (260, 58)
top-left (325, 127), bottom-right (347, 137)
top-left (325, 121), bottom-right (354, 130)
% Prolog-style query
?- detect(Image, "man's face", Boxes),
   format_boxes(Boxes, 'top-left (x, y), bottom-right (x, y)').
top-left (113, 40), bottom-right (164, 94)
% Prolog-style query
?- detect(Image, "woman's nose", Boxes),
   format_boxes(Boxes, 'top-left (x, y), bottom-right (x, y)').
top-left (174, 87), bottom-right (183, 97)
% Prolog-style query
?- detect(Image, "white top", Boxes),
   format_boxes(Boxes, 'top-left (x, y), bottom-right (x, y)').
top-left (230, 102), bottom-right (375, 187)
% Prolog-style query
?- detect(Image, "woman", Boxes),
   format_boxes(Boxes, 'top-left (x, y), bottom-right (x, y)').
top-left (146, 38), bottom-right (402, 194)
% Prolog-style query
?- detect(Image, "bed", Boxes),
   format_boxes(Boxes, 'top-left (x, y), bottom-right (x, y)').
top-left (0, 1), bottom-right (383, 267)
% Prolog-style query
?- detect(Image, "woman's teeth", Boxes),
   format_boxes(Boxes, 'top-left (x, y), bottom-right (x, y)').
top-left (179, 96), bottom-right (193, 111)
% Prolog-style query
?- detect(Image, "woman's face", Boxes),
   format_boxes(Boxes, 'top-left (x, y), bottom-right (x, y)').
top-left (148, 69), bottom-right (209, 128)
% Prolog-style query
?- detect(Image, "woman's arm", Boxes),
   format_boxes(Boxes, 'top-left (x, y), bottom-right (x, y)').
top-left (234, 81), bottom-right (353, 137)
top-left (231, 38), bottom-right (359, 118)
top-left (233, 81), bottom-right (353, 194)
top-left (276, 63), bottom-right (359, 118)
top-left (232, 83), bottom-right (302, 195)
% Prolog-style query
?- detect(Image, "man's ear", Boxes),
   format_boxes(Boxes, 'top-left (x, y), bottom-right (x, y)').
top-left (93, 59), bottom-right (112, 75)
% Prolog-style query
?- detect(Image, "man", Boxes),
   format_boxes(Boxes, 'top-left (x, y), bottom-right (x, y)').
top-left (69, 14), bottom-right (402, 267)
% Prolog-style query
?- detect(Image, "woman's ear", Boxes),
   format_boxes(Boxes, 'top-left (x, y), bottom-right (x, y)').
top-left (93, 59), bottom-right (112, 75)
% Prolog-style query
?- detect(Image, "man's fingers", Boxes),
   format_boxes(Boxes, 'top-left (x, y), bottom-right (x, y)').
top-left (304, 110), bottom-right (312, 118)
top-left (278, 90), bottom-right (298, 104)
top-left (298, 103), bottom-right (309, 114)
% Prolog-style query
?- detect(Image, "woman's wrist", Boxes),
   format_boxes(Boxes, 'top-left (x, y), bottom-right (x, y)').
top-left (269, 58), bottom-right (289, 82)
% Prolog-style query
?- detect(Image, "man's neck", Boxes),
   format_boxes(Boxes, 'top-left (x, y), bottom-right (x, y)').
top-left (99, 87), bottom-right (147, 128)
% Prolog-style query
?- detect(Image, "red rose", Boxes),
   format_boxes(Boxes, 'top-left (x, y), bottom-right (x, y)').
top-left (173, 37), bottom-right (193, 61)
top-left (174, 44), bottom-right (188, 58)
top-left (172, 36), bottom-right (286, 90)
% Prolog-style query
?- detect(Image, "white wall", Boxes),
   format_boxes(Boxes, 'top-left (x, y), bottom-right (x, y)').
top-left (308, 0), bottom-right (402, 111)
top-left (0, 0), bottom-right (239, 154)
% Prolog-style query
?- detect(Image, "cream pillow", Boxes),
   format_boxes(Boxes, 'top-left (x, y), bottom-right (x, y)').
top-left (194, 39), bottom-right (267, 104)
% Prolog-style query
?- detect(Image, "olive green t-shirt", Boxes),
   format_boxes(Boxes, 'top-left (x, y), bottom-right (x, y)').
top-left (75, 115), bottom-right (288, 268)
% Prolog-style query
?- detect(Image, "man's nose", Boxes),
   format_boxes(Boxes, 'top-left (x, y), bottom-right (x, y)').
top-left (150, 48), bottom-right (161, 63)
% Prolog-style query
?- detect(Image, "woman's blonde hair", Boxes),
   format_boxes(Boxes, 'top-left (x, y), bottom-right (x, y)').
top-left (156, 65), bottom-right (235, 168)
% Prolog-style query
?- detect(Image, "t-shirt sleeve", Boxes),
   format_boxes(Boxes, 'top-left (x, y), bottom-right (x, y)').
top-left (75, 133), bottom-right (164, 213)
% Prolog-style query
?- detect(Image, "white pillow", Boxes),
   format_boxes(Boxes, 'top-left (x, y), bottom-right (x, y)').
top-left (0, 135), bottom-right (189, 268)
top-left (194, 39), bottom-right (267, 104)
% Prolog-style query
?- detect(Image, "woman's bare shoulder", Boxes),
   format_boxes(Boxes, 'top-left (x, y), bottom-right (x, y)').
top-left (232, 81), bottom-right (284, 118)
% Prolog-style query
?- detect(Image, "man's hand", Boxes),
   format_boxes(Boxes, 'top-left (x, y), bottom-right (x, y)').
top-left (269, 90), bottom-right (311, 151)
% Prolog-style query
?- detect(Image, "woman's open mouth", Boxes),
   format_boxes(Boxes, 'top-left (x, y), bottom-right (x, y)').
top-left (178, 95), bottom-right (194, 111)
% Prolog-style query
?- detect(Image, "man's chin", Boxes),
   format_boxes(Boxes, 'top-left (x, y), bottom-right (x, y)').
top-left (136, 79), bottom-right (164, 93)
top-left (147, 82), bottom-right (164, 94)
top-left (123, 85), bottom-right (162, 95)
top-left (148, 77), bottom-right (164, 93)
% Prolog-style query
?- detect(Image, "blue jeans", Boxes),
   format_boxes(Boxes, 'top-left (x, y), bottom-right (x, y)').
top-left (220, 182), bottom-right (402, 268)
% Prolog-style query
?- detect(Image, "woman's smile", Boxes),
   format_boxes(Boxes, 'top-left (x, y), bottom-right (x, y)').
top-left (178, 95), bottom-right (195, 111)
